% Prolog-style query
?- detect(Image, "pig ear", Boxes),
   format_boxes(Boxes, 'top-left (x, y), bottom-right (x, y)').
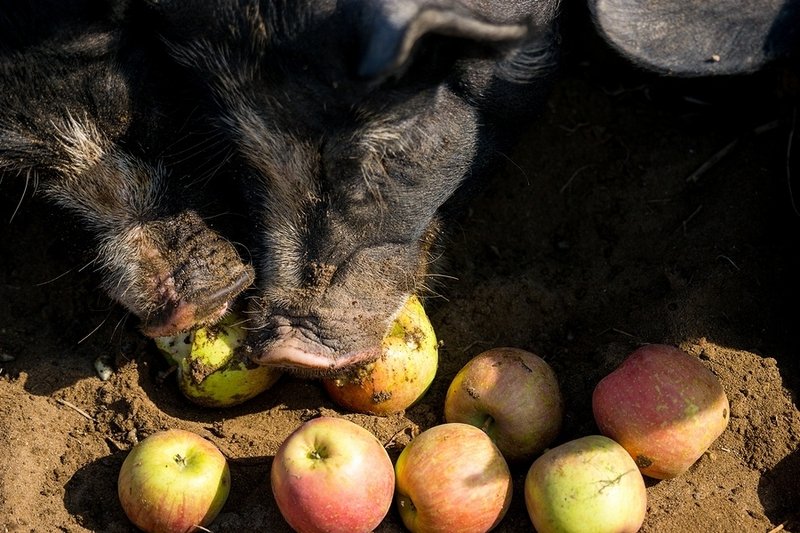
top-left (356, 2), bottom-right (529, 80)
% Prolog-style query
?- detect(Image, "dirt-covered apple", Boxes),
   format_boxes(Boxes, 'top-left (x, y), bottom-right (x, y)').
top-left (117, 429), bottom-right (230, 533)
top-left (155, 314), bottom-right (282, 408)
top-left (271, 416), bottom-right (395, 533)
top-left (322, 295), bottom-right (438, 415)
top-left (444, 347), bottom-right (563, 462)
top-left (592, 343), bottom-right (730, 479)
top-left (395, 423), bottom-right (513, 533)
top-left (525, 435), bottom-right (647, 533)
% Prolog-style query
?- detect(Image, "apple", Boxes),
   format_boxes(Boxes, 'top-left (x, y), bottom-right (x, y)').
top-left (443, 347), bottom-right (563, 462)
top-left (155, 313), bottom-right (282, 407)
top-left (118, 429), bottom-right (230, 533)
top-left (394, 423), bottom-right (513, 533)
top-left (525, 435), bottom-right (647, 533)
top-left (271, 416), bottom-right (395, 533)
top-left (322, 295), bottom-right (438, 415)
top-left (592, 343), bottom-right (730, 479)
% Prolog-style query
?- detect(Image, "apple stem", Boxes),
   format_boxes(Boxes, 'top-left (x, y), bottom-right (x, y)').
top-left (308, 446), bottom-right (329, 461)
top-left (481, 415), bottom-right (494, 433)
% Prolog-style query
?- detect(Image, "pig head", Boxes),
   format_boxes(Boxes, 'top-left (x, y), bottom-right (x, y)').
top-left (152, 0), bottom-right (560, 374)
top-left (0, 1), bottom-right (254, 337)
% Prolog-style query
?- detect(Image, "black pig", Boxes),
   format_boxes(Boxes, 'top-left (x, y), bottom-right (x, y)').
top-left (149, 0), bottom-right (560, 374)
top-left (0, 1), bottom-right (254, 336)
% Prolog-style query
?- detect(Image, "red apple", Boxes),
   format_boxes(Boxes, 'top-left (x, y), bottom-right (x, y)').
top-left (118, 429), bottom-right (230, 533)
top-left (271, 416), bottom-right (395, 533)
top-left (443, 347), bottom-right (563, 462)
top-left (394, 423), bottom-right (513, 533)
top-left (525, 435), bottom-right (647, 533)
top-left (592, 343), bottom-right (730, 479)
top-left (322, 295), bottom-right (438, 415)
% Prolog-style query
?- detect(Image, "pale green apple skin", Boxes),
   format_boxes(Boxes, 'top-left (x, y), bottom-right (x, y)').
top-left (444, 347), bottom-right (563, 462)
top-left (117, 429), bottom-right (230, 533)
top-left (524, 435), bottom-right (647, 533)
top-left (394, 423), bottom-right (513, 533)
top-left (271, 417), bottom-right (395, 533)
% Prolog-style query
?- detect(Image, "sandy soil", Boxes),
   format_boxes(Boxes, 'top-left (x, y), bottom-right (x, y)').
top-left (1, 14), bottom-right (799, 533)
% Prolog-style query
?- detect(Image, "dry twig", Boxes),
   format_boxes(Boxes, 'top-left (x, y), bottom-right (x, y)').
top-left (55, 398), bottom-right (95, 422)
top-left (686, 139), bottom-right (738, 183)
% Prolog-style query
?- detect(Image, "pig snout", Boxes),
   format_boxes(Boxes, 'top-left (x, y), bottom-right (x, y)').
top-left (244, 241), bottom-right (434, 375)
top-left (588, 0), bottom-right (800, 75)
top-left (246, 313), bottom-right (384, 373)
top-left (104, 210), bottom-right (255, 338)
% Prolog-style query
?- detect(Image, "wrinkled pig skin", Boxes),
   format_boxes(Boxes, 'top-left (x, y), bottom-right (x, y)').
top-left (150, 0), bottom-right (560, 374)
top-left (0, 0), bottom-right (254, 336)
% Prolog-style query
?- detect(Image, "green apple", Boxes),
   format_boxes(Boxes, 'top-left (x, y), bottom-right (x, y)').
top-left (525, 435), bottom-right (647, 533)
top-left (118, 429), bottom-right (230, 533)
top-left (155, 314), bottom-right (282, 407)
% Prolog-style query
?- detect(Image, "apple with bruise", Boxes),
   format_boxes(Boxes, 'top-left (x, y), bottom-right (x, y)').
top-left (592, 343), bottom-right (730, 479)
top-left (443, 347), bottom-right (563, 462)
top-left (322, 295), bottom-right (438, 415)
top-left (155, 314), bottom-right (282, 407)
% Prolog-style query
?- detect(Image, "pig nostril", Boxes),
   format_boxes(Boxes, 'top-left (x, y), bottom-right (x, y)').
top-left (205, 266), bottom-right (255, 305)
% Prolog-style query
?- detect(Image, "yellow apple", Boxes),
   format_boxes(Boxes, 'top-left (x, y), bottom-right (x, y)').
top-left (322, 295), bottom-right (438, 415)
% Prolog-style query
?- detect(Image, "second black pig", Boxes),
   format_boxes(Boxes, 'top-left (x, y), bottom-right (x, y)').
top-left (150, 0), bottom-right (560, 374)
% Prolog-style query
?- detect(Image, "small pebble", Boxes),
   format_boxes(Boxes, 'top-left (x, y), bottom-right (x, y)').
top-left (94, 356), bottom-right (114, 381)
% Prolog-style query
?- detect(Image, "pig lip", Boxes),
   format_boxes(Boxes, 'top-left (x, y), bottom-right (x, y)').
top-left (140, 301), bottom-right (230, 338)
top-left (139, 267), bottom-right (254, 338)
top-left (253, 339), bottom-right (380, 374)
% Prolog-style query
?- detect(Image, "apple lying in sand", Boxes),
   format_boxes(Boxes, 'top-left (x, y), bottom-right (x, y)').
top-left (592, 343), bottom-right (730, 479)
top-left (525, 435), bottom-right (647, 533)
top-left (322, 295), bottom-right (438, 415)
top-left (394, 423), bottom-right (513, 533)
top-left (444, 347), bottom-right (563, 462)
top-left (155, 314), bottom-right (282, 407)
top-left (271, 416), bottom-right (395, 533)
top-left (118, 429), bottom-right (230, 533)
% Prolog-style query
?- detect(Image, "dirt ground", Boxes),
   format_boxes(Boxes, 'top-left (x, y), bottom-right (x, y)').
top-left (1, 12), bottom-right (799, 533)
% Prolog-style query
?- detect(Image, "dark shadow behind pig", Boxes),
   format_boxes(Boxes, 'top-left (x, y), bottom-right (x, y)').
top-left (147, 0), bottom-right (561, 375)
top-left (0, 0), bottom-right (254, 337)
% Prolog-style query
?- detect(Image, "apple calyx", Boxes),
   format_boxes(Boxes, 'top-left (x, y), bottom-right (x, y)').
top-left (173, 453), bottom-right (188, 468)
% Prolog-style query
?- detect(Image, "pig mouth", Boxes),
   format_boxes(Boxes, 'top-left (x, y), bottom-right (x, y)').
top-left (139, 266), bottom-right (255, 337)
top-left (249, 322), bottom-right (382, 375)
